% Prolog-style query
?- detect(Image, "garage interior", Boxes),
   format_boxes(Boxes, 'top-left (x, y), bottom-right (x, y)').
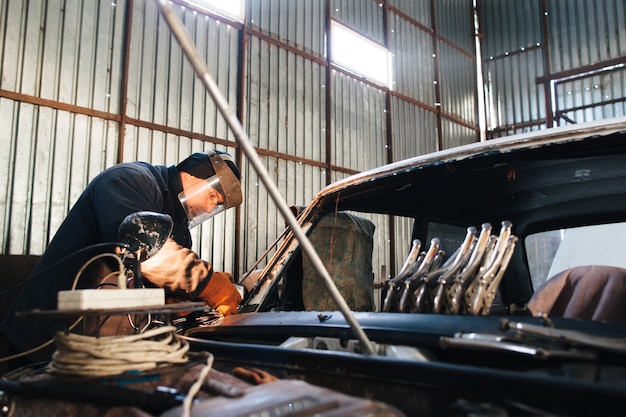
top-left (0, 0), bottom-right (625, 374)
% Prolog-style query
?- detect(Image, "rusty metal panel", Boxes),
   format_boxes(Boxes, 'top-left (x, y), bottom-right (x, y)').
top-left (391, 96), bottom-right (438, 160)
top-left (331, 0), bottom-right (385, 45)
top-left (247, 0), bottom-right (326, 58)
top-left (331, 71), bottom-right (387, 172)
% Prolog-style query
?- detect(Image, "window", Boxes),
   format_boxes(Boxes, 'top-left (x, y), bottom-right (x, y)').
top-left (185, 0), bottom-right (245, 23)
top-left (330, 21), bottom-right (391, 88)
top-left (426, 222), bottom-right (467, 262)
top-left (525, 222), bottom-right (626, 290)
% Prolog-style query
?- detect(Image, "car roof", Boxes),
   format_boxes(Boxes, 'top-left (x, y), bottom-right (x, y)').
top-left (310, 117), bottom-right (626, 237)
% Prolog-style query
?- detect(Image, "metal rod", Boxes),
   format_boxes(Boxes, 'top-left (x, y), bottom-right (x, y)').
top-left (155, 0), bottom-right (377, 355)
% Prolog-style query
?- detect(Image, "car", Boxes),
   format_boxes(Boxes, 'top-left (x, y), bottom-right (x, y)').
top-left (183, 116), bottom-right (626, 416)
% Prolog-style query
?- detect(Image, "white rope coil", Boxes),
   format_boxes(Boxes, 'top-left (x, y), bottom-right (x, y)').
top-left (48, 325), bottom-right (189, 377)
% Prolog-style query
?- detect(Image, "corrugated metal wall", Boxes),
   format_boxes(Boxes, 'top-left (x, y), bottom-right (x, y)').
top-left (549, 0), bottom-right (626, 124)
top-left (1, 0), bottom-right (125, 256)
top-left (481, 0), bottom-right (626, 137)
top-left (7, 0), bottom-right (621, 294)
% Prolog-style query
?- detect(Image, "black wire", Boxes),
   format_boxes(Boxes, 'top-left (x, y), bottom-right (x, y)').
top-left (0, 242), bottom-right (130, 296)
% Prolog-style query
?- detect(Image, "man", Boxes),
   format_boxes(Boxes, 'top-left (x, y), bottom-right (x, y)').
top-left (0, 150), bottom-right (243, 363)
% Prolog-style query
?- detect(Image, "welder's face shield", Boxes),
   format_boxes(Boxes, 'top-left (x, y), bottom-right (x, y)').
top-left (178, 151), bottom-right (242, 229)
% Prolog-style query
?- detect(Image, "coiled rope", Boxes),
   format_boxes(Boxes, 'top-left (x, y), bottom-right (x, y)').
top-left (48, 325), bottom-right (189, 377)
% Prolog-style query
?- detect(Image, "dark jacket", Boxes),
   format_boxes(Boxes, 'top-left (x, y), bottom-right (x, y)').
top-left (0, 162), bottom-right (190, 362)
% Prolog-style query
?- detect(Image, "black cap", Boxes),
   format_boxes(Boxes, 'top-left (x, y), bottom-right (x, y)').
top-left (177, 150), bottom-right (240, 180)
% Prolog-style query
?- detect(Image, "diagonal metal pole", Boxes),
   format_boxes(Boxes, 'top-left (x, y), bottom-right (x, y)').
top-left (155, 0), bottom-right (377, 355)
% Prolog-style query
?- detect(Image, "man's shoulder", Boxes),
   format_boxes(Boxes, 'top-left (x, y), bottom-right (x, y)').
top-left (88, 162), bottom-right (169, 191)
top-left (107, 161), bottom-right (160, 173)
top-left (100, 161), bottom-right (166, 179)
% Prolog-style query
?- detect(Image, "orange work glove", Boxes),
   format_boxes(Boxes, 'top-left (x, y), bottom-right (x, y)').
top-left (198, 271), bottom-right (242, 316)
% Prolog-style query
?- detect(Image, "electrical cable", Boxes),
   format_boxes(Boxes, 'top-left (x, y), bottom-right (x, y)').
top-left (45, 253), bottom-right (191, 376)
top-left (0, 252), bottom-right (126, 363)
top-left (48, 325), bottom-right (189, 377)
top-left (182, 353), bottom-right (214, 417)
top-left (0, 242), bottom-right (129, 296)
top-left (72, 252), bottom-right (128, 290)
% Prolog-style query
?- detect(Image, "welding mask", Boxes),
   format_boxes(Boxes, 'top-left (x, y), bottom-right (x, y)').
top-left (177, 150), bottom-right (242, 228)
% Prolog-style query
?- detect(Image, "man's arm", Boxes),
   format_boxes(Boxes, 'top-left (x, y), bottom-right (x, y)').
top-left (140, 238), bottom-right (241, 315)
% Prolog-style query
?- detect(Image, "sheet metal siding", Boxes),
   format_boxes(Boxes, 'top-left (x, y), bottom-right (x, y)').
top-left (548, 0), bottom-right (625, 72)
top-left (244, 0), bottom-right (319, 272)
top-left (242, 29), bottom-right (327, 270)
top-left (245, 37), bottom-right (325, 160)
top-left (556, 71), bottom-right (626, 123)
top-left (387, 2), bottom-right (478, 155)
top-left (435, 0), bottom-right (476, 133)
top-left (242, 160), bottom-right (325, 267)
top-left (331, 0), bottom-right (385, 45)
top-left (387, 6), bottom-right (439, 161)
top-left (1, 0), bottom-right (124, 111)
top-left (481, 0), bottom-right (626, 135)
top-left (484, 51), bottom-right (547, 135)
top-left (438, 41), bottom-right (476, 129)
top-left (127, 3), bottom-right (240, 145)
top-left (1, 0), bottom-right (124, 254)
top-left (247, 0), bottom-right (326, 57)
top-left (127, 1), bottom-right (240, 139)
top-left (331, 71), bottom-right (387, 172)
top-left (442, 119), bottom-right (477, 149)
top-left (548, 0), bottom-right (626, 124)
top-left (435, 0), bottom-right (474, 52)
top-left (388, 12), bottom-right (435, 106)
top-left (391, 96), bottom-right (438, 160)
top-left (388, 0), bottom-right (432, 29)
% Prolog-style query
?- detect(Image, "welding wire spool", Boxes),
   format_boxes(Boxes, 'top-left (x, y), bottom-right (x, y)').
top-left (48, 325), bottom-right (189, 377)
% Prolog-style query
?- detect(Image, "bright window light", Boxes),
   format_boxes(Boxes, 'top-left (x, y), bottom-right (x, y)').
top-left (185, 0), bottom-right (245, 23)
top-left (331, 21), bottom-right (391, 87)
